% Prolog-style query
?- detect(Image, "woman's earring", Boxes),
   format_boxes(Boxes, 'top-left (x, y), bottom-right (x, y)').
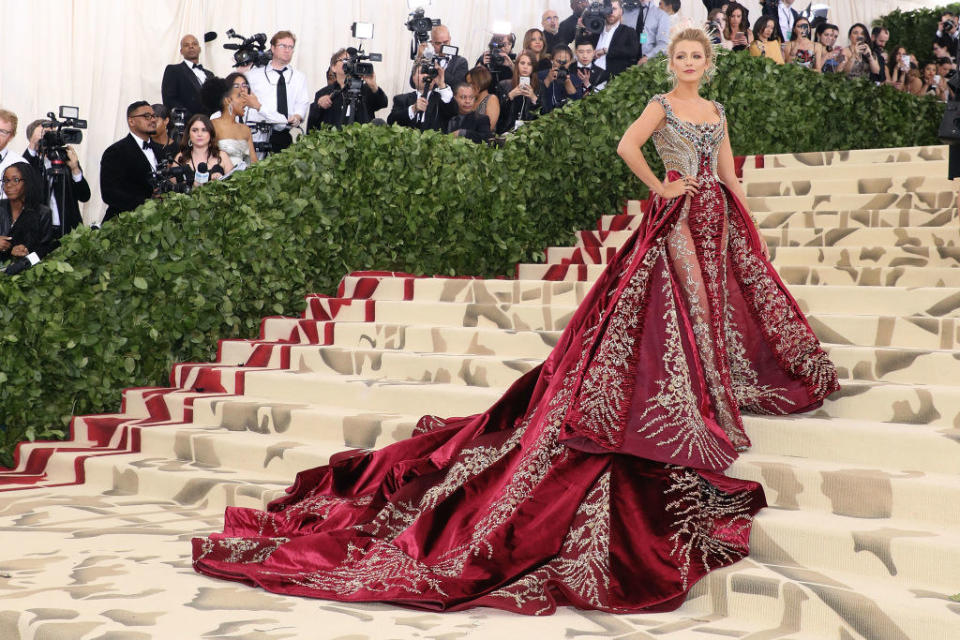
top-left (228, 104), bottom-right (234, 115)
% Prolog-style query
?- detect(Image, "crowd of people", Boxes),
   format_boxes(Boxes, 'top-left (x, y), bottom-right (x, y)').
top-left (0, 0), bottom-right (952, 276)
top-left (706, 1), bottom-right (957, 101)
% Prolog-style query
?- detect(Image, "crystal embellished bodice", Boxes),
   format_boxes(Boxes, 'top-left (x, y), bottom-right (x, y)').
top-left (649, 94), bottom-right (725, 178)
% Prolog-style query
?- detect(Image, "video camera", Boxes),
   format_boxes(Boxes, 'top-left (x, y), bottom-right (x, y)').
top-left (167, 107), bottom-right (188, 155)
top-left (621, 0), bottom-right (640, 9)
top-left (223, 29), bottom-right (273, 68)
top-left (406, 7), bottom-right (440, 44)
top-left (419, 44), bottom-right (459, 81)
top-left (151, 162), bottom-right (194, 196)
top-left (581, 1), bottom-right (613, 36)
top-left (37, 106), bottom-right (87, 178)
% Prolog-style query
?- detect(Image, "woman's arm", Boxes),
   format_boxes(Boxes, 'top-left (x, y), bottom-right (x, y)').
top-left (867, 50), bottom-right (881, 74)
top-left (486, 95), bottom-right (500, 130)
top-left (245, 127), bottom-right (258, 164)
top-left (219, 151), bottom-right (234, 177)
top-left (616, 102), bottom-right (697, 200)
top-left (717, 120), bottom-right (769, 258)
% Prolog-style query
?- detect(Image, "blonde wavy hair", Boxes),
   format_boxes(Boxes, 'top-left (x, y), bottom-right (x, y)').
top-left (666, 26), bottom-right (718, 87)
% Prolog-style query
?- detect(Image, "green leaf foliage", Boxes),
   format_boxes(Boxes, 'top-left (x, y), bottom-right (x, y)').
top-left (0, 52), bottom-right (943, 465)
top-left (875, 3), bottom-right (960, 66)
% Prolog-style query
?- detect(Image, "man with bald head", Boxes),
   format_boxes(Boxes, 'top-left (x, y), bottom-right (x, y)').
top-left (542, 9), bottom-right (561, 51)
top-left (413, 25), bottom-right (468, 91)
top-left (161, 34), bottom-right (215, 118)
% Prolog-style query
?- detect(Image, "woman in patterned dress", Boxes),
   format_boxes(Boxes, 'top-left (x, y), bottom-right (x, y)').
top-left (192, 27), bottom-right (839, 615)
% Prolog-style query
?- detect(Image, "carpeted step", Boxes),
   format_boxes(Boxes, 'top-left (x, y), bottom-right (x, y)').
top-left (820, 380), bottom-right (960, 427)
top-left (745, 175), bottom-right (954, 198)
top-left (824, 344), bottom-right (960, 386)
top-left (742, 159), bottom-right (949, 182)
top-left (743, 145), bottom-right (948, 171)
top-left (747, 191), bottom-right (954, 213)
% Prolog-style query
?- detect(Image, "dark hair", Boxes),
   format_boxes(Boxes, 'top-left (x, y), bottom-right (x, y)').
top-left (752, 16), bottom-right (777, 42)
top-left (467, 65), bottom-right (493, 93)
top-left (200, 76), bottom-right (237, 115)
top-left (664, 0), bottom-right (680, 11)
top-left (152, 103), bottom-right (170, 120)
top-left (126, 100), bottom-right (152, 118)
top-left (848, 23), bottom-right (870, 41)
top-left (3, 162), bottom-right (44, 209)
top-left (574, 37), bottom-right (595, 49)
top-left (25, 119), bottom-right (45, 141)
top-left (937, 56), bottom-right (954, 66)
top-left (814, 22), bottom-right (839, 44)
top-left (791, 16), bottom-right (810, 41)
top-left (724, 2), bottom-right (749, 40)
top-left (551, 44), bottom-right (573, 58)
top-left (871, 26), bottom-right (888, 39)
top-left (270, 30), bottom-right (296, 46)
top-left (453, 82), bottom-right (475, 95)
top-left (177, 114), bottom-right (219, 160)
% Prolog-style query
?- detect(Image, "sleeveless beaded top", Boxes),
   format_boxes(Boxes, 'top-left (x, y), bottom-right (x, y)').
top-left (649, 94), bottom-right (726, 178)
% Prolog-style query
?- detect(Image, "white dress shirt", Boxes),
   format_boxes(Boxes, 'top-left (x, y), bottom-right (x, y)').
top-left (186, 60), bottom-right (207, 85)
top-left (247, 64), bottom-right (310, 129)
top-left (595, 21), bottom-right (620, 70)
top-left (130, 133), bottom-right (157, 171)
top-left (407, 84), bottom-right (454, 121)
top-left (0, 147), bottom-right (27, 200)
top-left (625, 1), bottom-right (670, 59)
top-left (779, 3), bottom-right (796, 41)
top-left (24, 148), bottom-right (84, 225)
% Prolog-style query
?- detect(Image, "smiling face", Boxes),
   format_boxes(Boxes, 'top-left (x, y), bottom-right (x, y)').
top-left (669, 39), bottom-right (710, 85)
top-left (2, 166), bottom-right (24, 201)
top-left (527, 30), bottom-right (544, 53)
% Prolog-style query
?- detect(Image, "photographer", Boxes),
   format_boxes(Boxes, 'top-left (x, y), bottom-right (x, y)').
top-left (23, 119), bottom-right (90, 236)
top-left (1, 162), bottom-right (55, 275)
top-left (150, 104), bottom-right (181, 160)
top-left (540, 45), bottom-right (578, 113)
top-left (99, 101), bottom-right (163, 222)
top-left (246, 31), bottom-right (310, 152)
top-left (937, 12), bottom-right (960, 61)
top-left (840, 24), bottom-right (880, 81)
top-left (478, 33), bottom-right (517, 85)
top-left (161, 35), bottom-right (215, 119)
top-left (559, 0), bottom-right (590, 45)
top-left (388, 62), bottom-right (456, 132)
top-left (415, 26), bottom-right (469, 91)
top-left (590, 0), bottom-right (640, 75)
top-left (446, 84), bottom-right (492, 143)
top-left (308, 48), bottom-right (388, 130)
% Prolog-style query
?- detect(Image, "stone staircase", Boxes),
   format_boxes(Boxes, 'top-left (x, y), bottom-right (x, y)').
top-left (0, 145), bottom-right (958, 639)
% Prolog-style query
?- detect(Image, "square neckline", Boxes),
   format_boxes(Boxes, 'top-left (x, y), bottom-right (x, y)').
top-left (657, 94), bottom-right (723, 127)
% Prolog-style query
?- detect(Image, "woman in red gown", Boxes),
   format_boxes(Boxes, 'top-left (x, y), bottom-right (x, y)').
top-left (192, 27), bottom-right (839, 615)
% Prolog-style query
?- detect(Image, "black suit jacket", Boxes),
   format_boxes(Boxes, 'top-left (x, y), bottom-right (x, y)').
top-left (408, 55), bottom-right (469, 92)
top-left (388, 90), bottom-right (458, 132)
top-left (100, 134), bottom-right (160, 222)
top-left (161, 61), bottom-right (215, 117)
top-left (446, 112), bottom-right (492, 143)
top-left (307, 83), bottom-right (388, 130)
top-left (23, 149), bottom-right (91, 235)
top-left (763, 4), bottom-right (800, 43)
top-left (590, 25), bottom-right (640, 77)
top-left (0, 201), bottom-right (55, 274)
top-left (559, 11), bottom-right (584, 45)
top-left (572, 63), bottom-right (610, 93)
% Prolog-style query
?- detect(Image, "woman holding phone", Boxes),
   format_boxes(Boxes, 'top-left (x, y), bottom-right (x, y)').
top-left (499, 49), bottom-right (541, 133)
top-left (840, 23), bottom-right (880, 80)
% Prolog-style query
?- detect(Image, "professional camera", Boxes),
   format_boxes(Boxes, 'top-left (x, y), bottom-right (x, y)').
top-left (151, 161), bottom-right (194, 196)
top-left (487, 39), bottom-right (507, 67)
top-left (37, 106), bottom-right (87, 178)
top-left (168, 107), bottom-right (187, 145)
top-left (581, 1), bottom-right (613, 36)
top-left (406, 7), bottom-right (440, 43)
top-left (621, 0), bottom-right (640, 9)
top-left (945, 19), bottom-right (957, 34)
top-left (223, 29), bottom-right (273, 68)
top-left (342, 45), bottom-right (382, 78)
top-left (555, 63), bottom-right (569, 83)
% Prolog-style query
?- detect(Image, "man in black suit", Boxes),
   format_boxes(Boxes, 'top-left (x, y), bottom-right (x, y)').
top-left (572, 38), bottom-right (610, 95)
top-left (99, 101), bottom-right (162, 223)
top-left (559, 0), bottom-right (590, 45)
top-left (591, 0), bottom-right (640, 78)
top-left (414, 26), bottom-right (468, 91)
top-left (446, 84), bottom-right (492, 144)
top-left (542, 10), bottom-right (562, 52)
top-left (388, 63), bottom-right (457, 132)
top-left (23, 119), bottom-right (91, 236)
top-left (161, 34), bottom-right (215, 118)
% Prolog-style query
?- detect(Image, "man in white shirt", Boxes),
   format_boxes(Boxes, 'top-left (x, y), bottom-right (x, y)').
top-left (0, 109), bottom-right (26, 200)
top-left (593, 0), bottom-right (640, 77)
top-left (622, 0), bottom-right (670, 64)
top-left (246, 30), bottom-right (310, 153)
top-left (768, 0), bottom-right (798, 43)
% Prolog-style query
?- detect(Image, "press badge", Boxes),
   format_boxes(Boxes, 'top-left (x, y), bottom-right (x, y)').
top-left (640, 33), bottom-right (649, 44)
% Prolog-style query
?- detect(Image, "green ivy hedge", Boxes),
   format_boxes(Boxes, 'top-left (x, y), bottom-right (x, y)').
top-left (0, 52), bottom-right (943, 465)
top-left (875, 3), bottom-right (960, 65)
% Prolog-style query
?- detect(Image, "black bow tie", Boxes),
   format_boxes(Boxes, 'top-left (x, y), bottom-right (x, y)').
top-left (193, 63), bottom-right (204, 70)
top-left (142, 140), bottom-right (151, 150)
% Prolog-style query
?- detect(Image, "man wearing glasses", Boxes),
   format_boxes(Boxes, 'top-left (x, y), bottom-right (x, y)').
top-left (0, 109), bottom-right (26, 200)
top-left (161, 34), bottom-right (215, 119)
top-left (246, 30), bottom-right (310, 153)
top-left (99, 101), bottom-right (162, 223)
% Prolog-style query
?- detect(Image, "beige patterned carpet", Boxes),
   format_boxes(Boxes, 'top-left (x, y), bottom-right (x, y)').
top-left (0, 145), bottom-right (958, 639)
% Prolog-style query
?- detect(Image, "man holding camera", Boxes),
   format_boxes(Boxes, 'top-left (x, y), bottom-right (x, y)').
top-left (590, 1), bottom-right (640, 76)
top-left (161, 34), bottom-right (215, 119)
top-left (937, 13), bottom-right (960, 62)
top-left (308, 48), bottom-right (388, 129)
top-left (478, 33), bottom-right (517, 86)
top-left (99, 101), bottom-right (163, 223)
top-left (0, 110), bottom-right (26, 200)
top-left (246, 31), bottom-right (310, 152)
top-left (421, 26), bottom-right (468, 90)
top-left (559, 0), bottom-right (590, 45)
top-left (388, 63), bottom-right (456, 132)
top-left (23, 120), bottom-right (90, 236)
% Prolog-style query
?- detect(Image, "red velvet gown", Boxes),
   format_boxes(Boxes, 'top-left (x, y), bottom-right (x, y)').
top-left (192, 94), bottom-right (839, 615)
